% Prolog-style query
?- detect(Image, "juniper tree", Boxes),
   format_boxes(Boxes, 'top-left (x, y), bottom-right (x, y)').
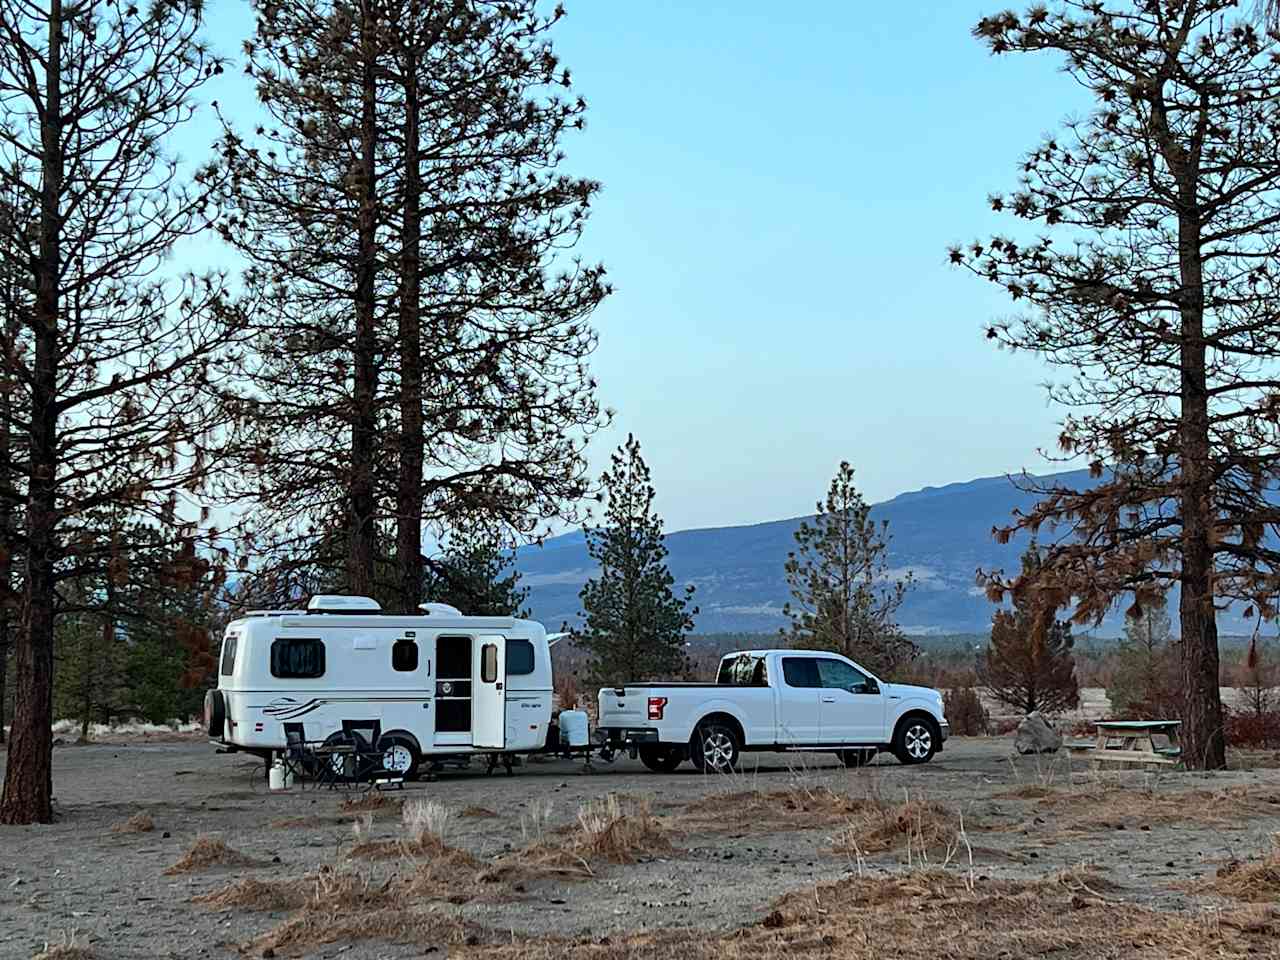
top-left (0, 0), bottom-right (241, 822)
top-left (575, 435), bottom-right (695, 686)
top-left (979, 545), bottom-right (1079, 715)
top-left (953, 0), bottom-right (1280, 768)
top-left (780, 461), bottom-right (918, 676)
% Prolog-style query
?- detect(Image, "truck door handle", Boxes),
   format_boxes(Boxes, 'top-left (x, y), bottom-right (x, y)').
top-left (821, 696), bottom-right (836, 703)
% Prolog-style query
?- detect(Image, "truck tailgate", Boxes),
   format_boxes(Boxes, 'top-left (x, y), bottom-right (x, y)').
top-left (598, 687), bottom-right (650, 726)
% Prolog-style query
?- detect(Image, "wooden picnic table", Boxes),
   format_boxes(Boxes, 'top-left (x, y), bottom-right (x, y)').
top-left (1086, 720), bottom-right (1182, 768)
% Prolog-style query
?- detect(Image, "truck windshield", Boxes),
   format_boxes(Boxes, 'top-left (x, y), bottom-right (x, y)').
top-left (717, 654), bottom-right (767, 686)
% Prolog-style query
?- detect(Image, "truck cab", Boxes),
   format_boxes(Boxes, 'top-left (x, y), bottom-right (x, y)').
top-left (596, 649), bottom-right (949, 773)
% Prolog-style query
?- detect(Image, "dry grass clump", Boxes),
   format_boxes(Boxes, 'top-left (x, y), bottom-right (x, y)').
top-left (349, 798), bottom-right (476, 864)
top-left (682, 783), bottom-right (864, 831)
top-left (995, 784), bottom-right (1057, 800)
top-left (30, 943), bottom-right (92, 960)
top-left (460, 805), bottom-right (498, 818)
top-left (830, 796), bottom-right (962, 862)
top-left (163, 835), bottom-right (263, 875)
top-left (463, 871), bottom-right (1279, 959)
top-left (1033, 784), bottom-right (1275, 833)
top-left (192, 877), bottom-right (306, 912)
top-left (1204, 836), bottom-right (1280, 902)
top-left (110, 812), bottom-right (155, 833)
top-left (574, 794), bottom-right (670, 864)
top-left (340, 792), bottom-right (403, 817)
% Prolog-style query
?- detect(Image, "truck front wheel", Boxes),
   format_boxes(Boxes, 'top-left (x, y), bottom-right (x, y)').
top-left (892, 717), bottom-right (938, 765)
top-left (689, 721), bottom-right (740, 774)
top-left (638, 745), bottom-right (684, 773)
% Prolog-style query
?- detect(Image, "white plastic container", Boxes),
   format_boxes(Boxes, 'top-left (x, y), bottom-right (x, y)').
top-left (269, 758), bottom-right (287, 791)
top-left (559, 709), bottom-right (589, 748)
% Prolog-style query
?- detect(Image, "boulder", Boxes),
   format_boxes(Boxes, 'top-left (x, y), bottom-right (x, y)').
top-left (1014, 711), bottom-right (1062, 755)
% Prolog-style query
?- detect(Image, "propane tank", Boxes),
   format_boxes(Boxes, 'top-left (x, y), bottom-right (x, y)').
top-left (269, 757), bottom-right (287, 791)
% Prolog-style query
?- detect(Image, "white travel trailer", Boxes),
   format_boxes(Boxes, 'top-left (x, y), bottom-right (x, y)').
top-left (204, 595), bottom-right (554, 777)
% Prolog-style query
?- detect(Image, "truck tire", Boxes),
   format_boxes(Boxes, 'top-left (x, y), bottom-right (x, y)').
top-left (838, 748), bottom-right (876, 768)
top-left (638, 744), bottom-right (684, 773)
top-left (689, 721), bottom-right (740, 774)
top-left (892, 716), bottom-right (938, 765)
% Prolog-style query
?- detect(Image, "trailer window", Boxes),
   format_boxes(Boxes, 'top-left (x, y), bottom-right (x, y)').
top-left (717, 654), bottom-right (767, 686)
top-left (220, 635), bottom-right (238, 676)
top-left (481, 643), bottom-right (499, 683)
top-left (392, 638), bottom-right (418, 672)
top-left (507, 639), bottom-right (535, 675)
top-left (271, 638), bottom-right (325, 679)
top-left (782, 657), bottom-right (821, 688)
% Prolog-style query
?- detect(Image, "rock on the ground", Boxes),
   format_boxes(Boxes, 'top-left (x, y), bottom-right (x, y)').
top-left (1014, 712), bottom-right (1062, 755)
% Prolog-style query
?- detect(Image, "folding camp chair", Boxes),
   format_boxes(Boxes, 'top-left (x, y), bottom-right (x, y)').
top-left (342, 719), bottom-right (384, 783)
top-left (281, 723), bottom-right (313, 786)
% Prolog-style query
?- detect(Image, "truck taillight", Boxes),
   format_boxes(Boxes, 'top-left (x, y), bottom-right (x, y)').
top-left (647, 696), bottom-right (667, 720)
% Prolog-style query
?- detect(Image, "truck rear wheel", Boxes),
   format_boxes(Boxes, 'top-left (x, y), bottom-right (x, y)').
top-left (638, 745), bottom-right (684, 773)
top-left (689, 721), bottom-right (740, 774)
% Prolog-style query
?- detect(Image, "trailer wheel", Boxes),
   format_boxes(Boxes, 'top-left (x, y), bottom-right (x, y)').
top-left (689, 721), bottom-right (740, 774)
top-left (638, 745), bottom-right (684, 773)
top-left (378, 733), bottom-right (422, 780)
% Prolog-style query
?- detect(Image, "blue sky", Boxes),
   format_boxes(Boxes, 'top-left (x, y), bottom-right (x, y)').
top-left (189, 0), bottom-right (1088, 533)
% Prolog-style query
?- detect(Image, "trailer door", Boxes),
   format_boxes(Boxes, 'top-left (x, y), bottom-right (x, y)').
top-left (472, 635), bottom-right (506, 749)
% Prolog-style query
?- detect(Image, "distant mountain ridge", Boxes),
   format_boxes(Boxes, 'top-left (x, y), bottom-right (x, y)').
top-left (513, 467), bottom-right (1252, 635)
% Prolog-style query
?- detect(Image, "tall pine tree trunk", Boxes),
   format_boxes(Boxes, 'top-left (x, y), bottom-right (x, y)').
top-left (348, 0), bottom-right (379, 597)
top-left (1177, 193), bottom-right (1226, 771)
top-left (396, 28), bottom-right (425, 615)
top-left (1, 0), bottom-right (60, 824)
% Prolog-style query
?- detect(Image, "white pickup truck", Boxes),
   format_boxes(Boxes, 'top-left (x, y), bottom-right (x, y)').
top-left (596, 649), bottom-right (949, 773)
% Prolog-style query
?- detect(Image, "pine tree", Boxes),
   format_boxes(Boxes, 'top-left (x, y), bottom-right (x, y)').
top-left (978, 545), bottom-right (1079, 716)
top-left (575, 436), bottom-right (695, 686)
top-left (954, 0), bottom-right (1280, 769)
top-left (423, 526), bottom-right (530, 618)
top-left (1107, 603), bottom-right (1180, 719)
top-left (780, 461), bottom-right (917, 676)
top-left (0, 0), bottom-right (241, 823)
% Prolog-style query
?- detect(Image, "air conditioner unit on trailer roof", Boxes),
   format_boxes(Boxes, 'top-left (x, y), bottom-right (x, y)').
top-left (306, 595), bottom-right (382, 613)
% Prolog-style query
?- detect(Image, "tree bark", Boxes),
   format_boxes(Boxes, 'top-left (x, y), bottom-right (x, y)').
top-left (1175, 166), bottom-right (1226, 771)
top-left (347, 0), bottom-right (379, 597)
top-left (0, 0), bottom-right (61, 824)
top-left (396, 19), bottom-right (424, 615)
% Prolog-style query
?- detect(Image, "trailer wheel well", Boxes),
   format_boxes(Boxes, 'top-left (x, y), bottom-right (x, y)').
top-left (693, 712), bottom-right (745, 747)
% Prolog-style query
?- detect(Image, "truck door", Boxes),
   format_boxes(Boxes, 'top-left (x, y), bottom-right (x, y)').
top-left (472, 635), bottom-right (506, 749)
top-left (777, 656), bottom-right (822, 744)
top-left (815, 657), bottom-right (885, 744)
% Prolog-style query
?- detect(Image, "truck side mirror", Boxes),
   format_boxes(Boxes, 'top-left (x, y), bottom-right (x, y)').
top-left (856, 680), bottom-right (879, 695)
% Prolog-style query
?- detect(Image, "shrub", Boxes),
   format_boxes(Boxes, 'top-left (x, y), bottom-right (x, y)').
top-left (943, 687), bottom-right (988, 736)
top-left (1225, 708), bottom-right (1280, 748)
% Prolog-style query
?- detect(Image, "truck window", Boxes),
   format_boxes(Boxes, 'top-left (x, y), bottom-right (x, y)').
top-left (717, 654), bottom-right (766, 686)
top-left (781, 657), bottom-right (820, 688)
top-left (271, 638), bottom-right (325, 679)
top-left (507, 639), bottom-right (535, 675)
top-left (220, 634), bottom-right (238, 676)
top-left (816, 658), bottom-right (869, 691)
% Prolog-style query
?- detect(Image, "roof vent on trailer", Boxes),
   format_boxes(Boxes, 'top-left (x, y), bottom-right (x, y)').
top-left (419, 602), bottom-right (463, 616)
top-left (307, 595), bottom-right (382, 614)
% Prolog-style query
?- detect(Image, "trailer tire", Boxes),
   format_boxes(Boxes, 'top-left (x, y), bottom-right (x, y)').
top-left (638, 744), bottom-right (684, 773)
top-left (378, 732), bottom-right (422, 780)
top-left (204, 689), bottom-right (226, 739)
top-left (689, 720), bottom-right (740, 774)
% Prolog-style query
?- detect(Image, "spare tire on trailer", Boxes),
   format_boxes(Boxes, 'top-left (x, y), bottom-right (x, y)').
top-left (204, 689), bottom-right (226, 739)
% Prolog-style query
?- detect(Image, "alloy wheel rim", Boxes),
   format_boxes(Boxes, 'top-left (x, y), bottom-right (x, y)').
top-left (905, 725), bottom-right (932, 759)
top-left (702, 731), bottom-right (734, 770)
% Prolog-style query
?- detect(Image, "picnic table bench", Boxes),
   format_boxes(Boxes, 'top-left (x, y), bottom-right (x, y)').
top-left (1073, 720), bottom-right (1182, 769)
